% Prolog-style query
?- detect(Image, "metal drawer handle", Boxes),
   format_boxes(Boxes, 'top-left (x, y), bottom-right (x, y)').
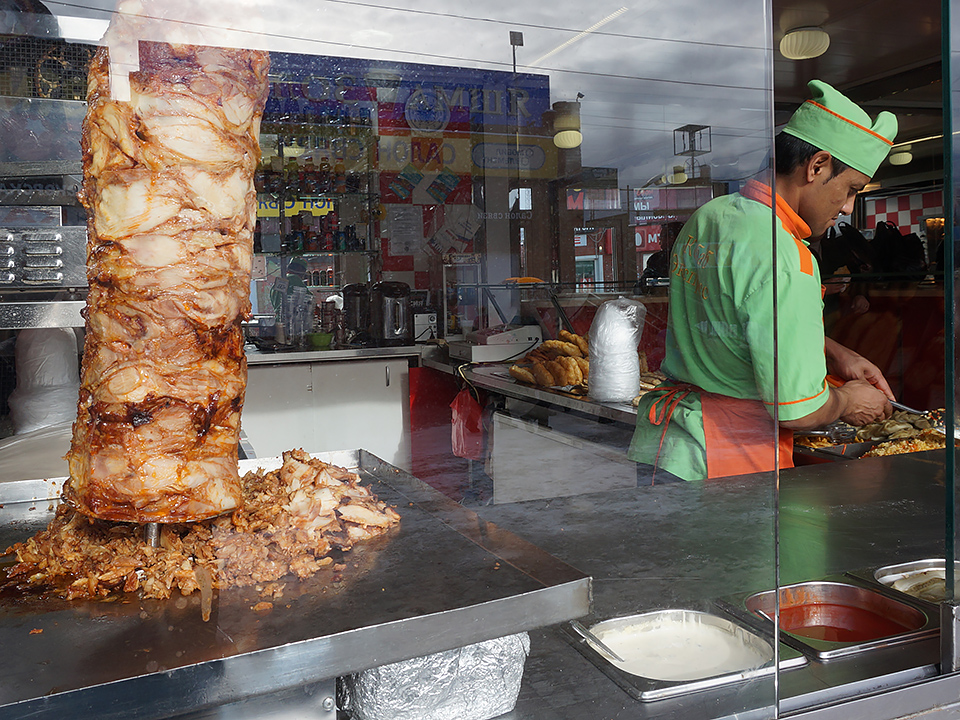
top-left (24, 244), bottom-right (63, 256)
top-left (23, 270), bottom-right (63, 284)
top-left (385, 365), bottom-right (390, 387)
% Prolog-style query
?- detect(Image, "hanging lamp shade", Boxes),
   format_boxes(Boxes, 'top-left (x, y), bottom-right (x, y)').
top-left (779, 27), bottom-right (830, 60)
top-left (667, 165), bottom-right (687, 185)
top-left (888, 145), bottom-right (913, 165)
top-left (554, 130), bottom-right (583, 149)
top-left (552, 101), bottom-right (582, 148)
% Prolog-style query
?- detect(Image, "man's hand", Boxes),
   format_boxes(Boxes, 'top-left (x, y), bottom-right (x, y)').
top-left (824, 337), bottom-right (894, 400)
top-left (781, 378), bottom-right (891, 431)
top-left (834, 379), bottom-right (893, 426)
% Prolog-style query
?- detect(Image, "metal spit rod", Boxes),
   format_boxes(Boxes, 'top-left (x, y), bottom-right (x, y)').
top-left (143, 522), bottom-right (161, 548)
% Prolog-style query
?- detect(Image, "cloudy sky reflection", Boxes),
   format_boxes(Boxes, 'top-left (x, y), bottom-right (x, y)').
top-left (41, 0), bottom-right (775, 186)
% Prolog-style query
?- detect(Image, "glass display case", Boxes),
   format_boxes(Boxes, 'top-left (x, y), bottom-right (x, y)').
top-left (0, 0), bottom-right (958, 719)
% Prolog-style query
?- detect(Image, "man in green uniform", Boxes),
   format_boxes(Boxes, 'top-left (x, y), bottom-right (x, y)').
top-left (629, 80), bottom-right (896, 482)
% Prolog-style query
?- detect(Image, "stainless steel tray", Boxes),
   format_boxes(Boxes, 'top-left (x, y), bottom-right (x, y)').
top-left (561, 609), bottom-right (806, 702)
top-left (0, 449), bottom-right (590, 720)
top-left (718, 576), bottom-right (938, 661)
top-left (847, 558), bottom-right (960, 604)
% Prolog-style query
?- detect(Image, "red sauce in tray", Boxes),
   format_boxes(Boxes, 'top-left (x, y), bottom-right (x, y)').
top-left (780, 603), bottom-right (916, 642)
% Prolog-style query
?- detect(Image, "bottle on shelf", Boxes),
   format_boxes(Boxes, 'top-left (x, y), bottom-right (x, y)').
top-left (300, 157), bottom-right (319, 194)
top-left (317, 154), bottom-right (332, 193)
top-left (334, 156), bottom-right (347, 194)
top-left (267, 156), bottom-right (283, 193)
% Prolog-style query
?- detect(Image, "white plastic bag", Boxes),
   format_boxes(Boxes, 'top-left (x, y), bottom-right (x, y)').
top-left (8, 328), bottom-right (80, 434)
top-left (588, 297), bottom-right (646, 402)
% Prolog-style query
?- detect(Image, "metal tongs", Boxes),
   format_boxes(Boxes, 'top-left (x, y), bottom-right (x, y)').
top-left (826, 375), bottom-right (958, 439)
top-left (796, 424), bottom-right (858, 444)
top-left (569, 620), bottom-right (625, 663)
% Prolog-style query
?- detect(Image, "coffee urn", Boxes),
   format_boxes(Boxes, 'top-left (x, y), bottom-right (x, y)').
top-left (341, 283), bottom-right (370, 346)
top-left (369, 281), bottom-right (412, 346)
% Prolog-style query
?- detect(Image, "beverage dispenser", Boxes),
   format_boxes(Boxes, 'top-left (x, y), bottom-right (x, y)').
top-left (369, 281), bottom-right (412, 347)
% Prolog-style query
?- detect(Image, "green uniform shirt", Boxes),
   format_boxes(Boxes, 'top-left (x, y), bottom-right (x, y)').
top-left (628, 183), bottom-right (829, 480)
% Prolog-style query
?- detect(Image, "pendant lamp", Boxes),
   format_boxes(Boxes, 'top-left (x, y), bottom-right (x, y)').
top-left (888, 145), bottom-right (913, 166)
top-left (779, 27), bottom-right (830, 60)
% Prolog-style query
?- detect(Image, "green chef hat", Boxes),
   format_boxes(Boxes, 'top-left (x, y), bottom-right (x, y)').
top-left (783, 79), bottom-right (898, 177)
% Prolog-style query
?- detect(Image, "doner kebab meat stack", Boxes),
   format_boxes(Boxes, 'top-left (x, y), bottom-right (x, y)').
top-left (5, 3), bottom-right (401, 609)
top-left (64, 2), bottom-right (270, 522)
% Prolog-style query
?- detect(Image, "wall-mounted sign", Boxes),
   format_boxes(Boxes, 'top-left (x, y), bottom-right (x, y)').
top-left (257, 197), bottom-right (334, 218)
top-left (264, 53), bottom-right (551, 133)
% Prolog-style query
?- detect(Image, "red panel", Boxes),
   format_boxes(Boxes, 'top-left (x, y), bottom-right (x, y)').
top-left (381, 246), bottom-right (415, 271)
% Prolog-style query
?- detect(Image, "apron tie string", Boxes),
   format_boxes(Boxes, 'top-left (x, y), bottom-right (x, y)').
top-left (646, 384), bottom-right (693, 484)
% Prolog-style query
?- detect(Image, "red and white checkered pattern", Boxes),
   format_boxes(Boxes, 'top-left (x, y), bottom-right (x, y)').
top-left (864, 191), bottom-right (943, 235)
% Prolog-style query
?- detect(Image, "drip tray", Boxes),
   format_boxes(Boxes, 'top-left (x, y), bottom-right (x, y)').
top-left (723, 578), bottom-right (938, 661)
top-left (561, 609), bottom-right (806, 702)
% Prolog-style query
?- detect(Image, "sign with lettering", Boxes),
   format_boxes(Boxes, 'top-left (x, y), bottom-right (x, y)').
top-left (265, 52), bottom-right (551, 133)
top-left (257, 197), bottom-right (334, 218)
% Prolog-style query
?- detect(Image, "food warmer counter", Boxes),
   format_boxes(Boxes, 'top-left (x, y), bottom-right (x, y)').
top-left (0, 450), bottom-right (590, 720)
top-left (479, 449), bottom-right (955, 720)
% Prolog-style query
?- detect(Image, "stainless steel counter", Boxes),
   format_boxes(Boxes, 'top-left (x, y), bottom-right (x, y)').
top-left (0, 450), bottom-right (589, 720)
top-left (245, 345), bottom-right (422, 366)
top-left (476, 451), bottom-right (951, 720)
top-left (461, 363), bottom-right (638, 424)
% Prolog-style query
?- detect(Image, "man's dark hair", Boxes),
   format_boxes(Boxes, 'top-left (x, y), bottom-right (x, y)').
top-left (774, 132), bottom-right (851, 178)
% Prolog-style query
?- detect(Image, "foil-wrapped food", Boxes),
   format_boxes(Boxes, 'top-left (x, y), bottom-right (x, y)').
top-left (65, 8), bottom-right (270, 522)
top-left (339, 633), bottom-right (530, 720)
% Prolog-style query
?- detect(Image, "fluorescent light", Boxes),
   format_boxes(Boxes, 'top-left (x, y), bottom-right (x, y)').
top-left (531, 7), bottom-right (628, 67)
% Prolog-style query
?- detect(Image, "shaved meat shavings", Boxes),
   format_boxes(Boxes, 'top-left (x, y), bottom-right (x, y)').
top-left (860, 430), bottom-right (953, 457)
top-left (4, 451), bottom-right (400, 611)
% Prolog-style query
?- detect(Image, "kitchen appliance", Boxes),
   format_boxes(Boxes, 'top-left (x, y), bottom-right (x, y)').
top-left (341, 282), bottom-right (370, 346)
top-left (449, 324), bottom-right (542, 363)
top-left (414, 312), bottom-right (438, 341)
top-left (370, 280), bottom-right (412, 347)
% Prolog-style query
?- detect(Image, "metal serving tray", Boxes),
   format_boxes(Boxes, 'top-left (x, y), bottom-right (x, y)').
top-left (847, 558), bottom-right (960, 605)
top-left (720, 577), bottom-right (938, 661)
top-left (0, 449), bottom-right (590, 720)
top-left (561, 609), bottom-right (806, 702)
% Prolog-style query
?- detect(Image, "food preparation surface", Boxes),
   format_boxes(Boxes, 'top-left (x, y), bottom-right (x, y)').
top-left (0, 450), bottom-right (589, 720)
top-left (464, 364), bottom-right (638, 423)
top-left (474, 451), bottom-right (949, 720)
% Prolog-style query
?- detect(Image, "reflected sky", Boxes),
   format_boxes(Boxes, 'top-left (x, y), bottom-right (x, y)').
top-left (32, 0), bottom-right (775, 185)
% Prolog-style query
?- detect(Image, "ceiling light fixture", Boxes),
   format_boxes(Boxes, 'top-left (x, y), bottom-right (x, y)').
top-left (779, 27), bottom-right (830, 60)
top-left (888, 145), bottom-right (913, 165)
top-left (667, 166), bottom-right (688, 185)
top-left (552, 101), bottom-right (582, 149)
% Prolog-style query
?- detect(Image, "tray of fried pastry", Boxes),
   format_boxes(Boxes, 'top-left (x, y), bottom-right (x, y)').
top-left (508, 330), bottom-right (591, 394)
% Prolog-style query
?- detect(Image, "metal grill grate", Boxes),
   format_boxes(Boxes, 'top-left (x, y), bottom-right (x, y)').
top-left (0, 38), bottom-right (95, 100)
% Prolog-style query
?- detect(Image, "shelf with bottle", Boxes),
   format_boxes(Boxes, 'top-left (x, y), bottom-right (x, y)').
top-left (255, 126), bottom-right (373, 198)
top-left (281, 220), bottom-right (368, 255)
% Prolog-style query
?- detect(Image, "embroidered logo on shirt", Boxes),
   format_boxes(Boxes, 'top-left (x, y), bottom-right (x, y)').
top-left (671, 233), bottom-right (713, 299)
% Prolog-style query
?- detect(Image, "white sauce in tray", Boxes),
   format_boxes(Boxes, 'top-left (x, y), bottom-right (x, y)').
top-left (592, 614), bottom-right (772, 681)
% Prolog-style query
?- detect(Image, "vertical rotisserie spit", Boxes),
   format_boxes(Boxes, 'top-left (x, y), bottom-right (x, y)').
top-left (64, 12), bottom-right (270, 523)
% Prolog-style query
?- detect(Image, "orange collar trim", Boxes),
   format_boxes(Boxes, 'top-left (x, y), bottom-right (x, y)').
top-left (741, 179), bottom-right (811, 241)
top-left (806, 100), bottom-right (894, 146)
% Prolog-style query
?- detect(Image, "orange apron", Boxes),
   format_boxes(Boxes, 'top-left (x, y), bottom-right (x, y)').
top-left (649, 384), bottom-right (793, 480)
